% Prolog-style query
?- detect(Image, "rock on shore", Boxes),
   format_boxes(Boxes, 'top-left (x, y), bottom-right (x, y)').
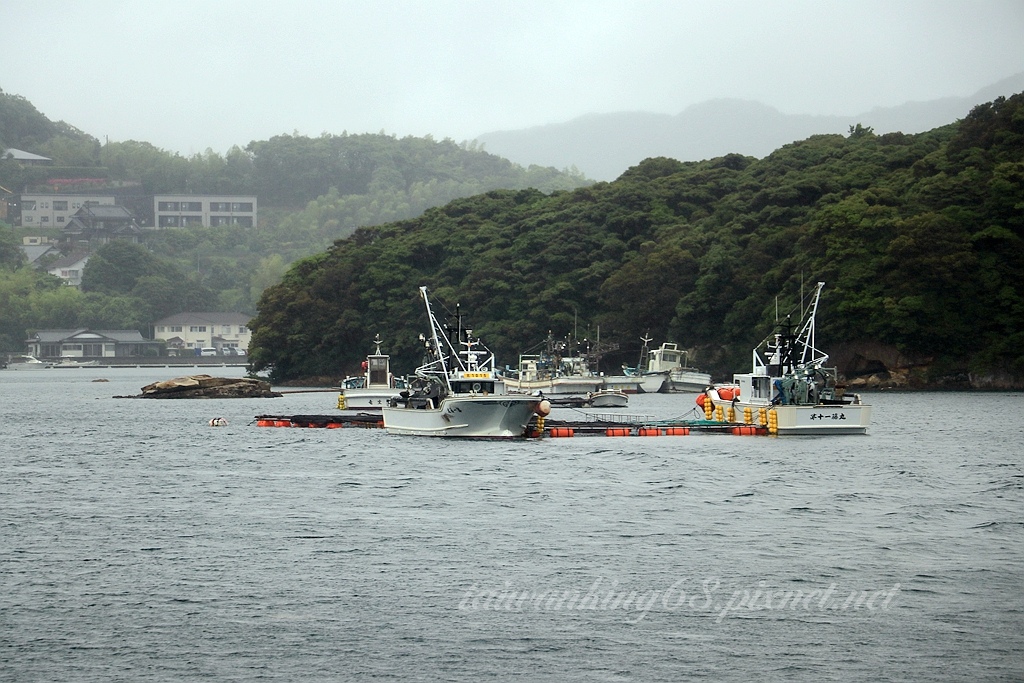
top-left (131, 374), bottom-right (282, 399)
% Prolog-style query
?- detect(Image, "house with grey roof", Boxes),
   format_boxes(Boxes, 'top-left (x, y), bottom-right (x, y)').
top-left (2, 148), bottom-right (52, 165)
top-left (62, 204), bottom-right (141, 247)
top-left (46, 251), bottom-right (90, 287)
top-left (25, 329), bottom-right (163, 359)
top-left (20, 243), bottom-right (61, 266)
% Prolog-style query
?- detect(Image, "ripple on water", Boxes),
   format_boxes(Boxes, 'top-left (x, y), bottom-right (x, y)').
top-left (1, 377), bottom-right (1022, 680)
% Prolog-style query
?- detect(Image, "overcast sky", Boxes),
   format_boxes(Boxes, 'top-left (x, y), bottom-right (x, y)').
top-left (3, 0), bottom-right (1022, 156)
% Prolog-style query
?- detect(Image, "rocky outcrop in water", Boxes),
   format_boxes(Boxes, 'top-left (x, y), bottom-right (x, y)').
top-left (125, 374), bottom-right (282, 399)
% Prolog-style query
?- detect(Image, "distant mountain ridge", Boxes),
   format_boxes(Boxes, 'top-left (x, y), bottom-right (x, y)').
top-left (475, 72), bottom-right (1024, 181)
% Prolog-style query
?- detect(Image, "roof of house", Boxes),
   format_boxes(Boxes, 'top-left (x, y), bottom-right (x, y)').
top-left (155, 312), bottom-right (253, 326)
top-left (27, 329), bottom-right (152, 343)
top-left (3, 148), bottom-right (52, 162)
top-left (63, 215), bottom-right (141, 237)
top-left (48, 252), bottom-right (90, 269)
top-left (21, 244), bottom-right (60, 264)
top-left (73, 204), bottom-right (136, 220)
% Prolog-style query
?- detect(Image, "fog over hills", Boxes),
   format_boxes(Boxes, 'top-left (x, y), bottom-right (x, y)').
top-left (475, 72), bottom-right (1024, 181)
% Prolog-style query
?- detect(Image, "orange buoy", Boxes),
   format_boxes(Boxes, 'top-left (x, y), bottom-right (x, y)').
top-left (664, 427), bottom-right (690, 436)
top-left (638, 427), bottom-right (661, 436)
top-left (274, 420), bottom-right (290, 427)
top-left (257, 419), bottom-right (273, 427)
top-left (549, 427), bottom-right (574, 438)
top-left (326, 423), bottom-right (343, 429)
top-left (605, 427), bottom-right (630, 437)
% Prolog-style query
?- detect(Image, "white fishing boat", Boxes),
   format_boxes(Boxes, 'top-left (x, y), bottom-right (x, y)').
top-left (3, 355), bottom-right (54, 370)
top-left (55, 357), bottom-right (100, 368)
top-left (338, 334), bottom-right (409, 410)
top-left (502, 333), bottom-right (604, 395)
top-left (381, 287), bottom-right (550, 438)
top-left (585, 388), bottom-right (628, 408)
top-left (622, 336), bottom-right (711, 393)
top-left (503, 331), bottom-right (639, 394)
top-left (703, 282), bottom-right (871, 435)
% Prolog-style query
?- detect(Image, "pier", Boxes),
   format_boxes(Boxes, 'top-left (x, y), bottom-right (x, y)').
top-left (252, 413), bottom-right (770, 436)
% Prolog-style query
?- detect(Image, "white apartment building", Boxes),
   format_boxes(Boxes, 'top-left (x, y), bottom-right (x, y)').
top-left (153, 312), bottom-right (253, 353)
top-left (154, 195), bottom-right (257, 228)
top-left (17, 195), bottom-right (115, 228)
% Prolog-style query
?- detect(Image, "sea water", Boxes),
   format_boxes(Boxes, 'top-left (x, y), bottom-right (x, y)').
top-left (1, 368), bottom-right (1022, 681)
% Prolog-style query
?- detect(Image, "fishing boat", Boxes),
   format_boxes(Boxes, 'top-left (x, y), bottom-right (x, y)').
top-left (55, 357), bottom-right (100, 368)
top-left (622, 336), bottom-right (711, 393)
top-left (3, 355), bottom-right (54, 370)
top-left (338, 334), bottom-right (409, 410)
top-left (585, 388), bottom-right (628, 408)
top-left (503, 331), bottom-right (640, 394)
top-left (502, 333), bottom-right (605, 394)
top-left (381, 287), bottom-right (550, 438)
top-left (702, 282), bottom-right (871, 435)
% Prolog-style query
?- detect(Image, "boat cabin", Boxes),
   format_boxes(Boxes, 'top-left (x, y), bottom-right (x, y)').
top-left (732, 373), bottom-right (774, 405)
top-left (647, 342), bottom-right (684, 372)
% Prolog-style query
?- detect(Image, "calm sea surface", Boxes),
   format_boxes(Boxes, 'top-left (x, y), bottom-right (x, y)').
top-left (1, 367), bottom-right (1022, 682)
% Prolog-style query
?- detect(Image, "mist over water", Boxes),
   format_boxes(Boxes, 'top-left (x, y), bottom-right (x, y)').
top-left (2, 368), bottom-right (1022, 681)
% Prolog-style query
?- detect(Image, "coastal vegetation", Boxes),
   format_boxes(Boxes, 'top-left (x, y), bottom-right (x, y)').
top-left (2, 88), bottom-right (1022, 388)
top-left (0, 88), bottom-right (588, 350)
top-left (246, 94), bottom-right (1024, 387)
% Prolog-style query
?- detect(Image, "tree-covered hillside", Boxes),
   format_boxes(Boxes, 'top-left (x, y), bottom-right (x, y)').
top-left (248, 95), bottom-right (1024, 387)
top-left (1, 87), bottom-right (589, 211)
top-left (0, 88), bottom-right (591, 347)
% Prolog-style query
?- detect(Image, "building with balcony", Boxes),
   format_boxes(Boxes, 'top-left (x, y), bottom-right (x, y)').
top-left (153, 195), bottom-right (257, 228)
top-left (16, 194), bottom-right (116, 228)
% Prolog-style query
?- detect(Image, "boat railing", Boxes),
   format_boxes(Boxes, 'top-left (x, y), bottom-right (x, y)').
top-left (579, 412), bottom-right (654, 424)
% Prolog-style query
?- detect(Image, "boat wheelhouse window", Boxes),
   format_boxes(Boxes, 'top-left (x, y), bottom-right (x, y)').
top-left (368, 357), bottom-right (388, 384)
top-left (451, 380), bottom-right (495, 394)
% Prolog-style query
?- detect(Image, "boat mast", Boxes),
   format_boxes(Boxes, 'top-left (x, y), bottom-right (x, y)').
top-left (418, 286), bottom-right (453, 392)
top-left (796, 282), bottom-right (824, 365)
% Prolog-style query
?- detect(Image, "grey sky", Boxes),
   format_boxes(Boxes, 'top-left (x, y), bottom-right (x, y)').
top-left (3, 0), bottom-right (1022, 156)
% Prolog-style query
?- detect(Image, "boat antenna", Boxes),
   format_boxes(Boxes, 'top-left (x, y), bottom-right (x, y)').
top-left (639, 333), bottom-right (652, 368)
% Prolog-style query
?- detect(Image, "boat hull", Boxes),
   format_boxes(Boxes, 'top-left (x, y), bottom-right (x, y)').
top-left (503, 377), bottom-right (604, 395)
top-left (666, 369), bottom-right (712, 393)
top-left (768, 403), bottom-right (871, 435)
top-left (709, 395), bottom-right (871, 435)
top-left (588, 391), bottom-right (628, 408)
top-left (4, 363), bottom-right (52, 370)
top-left (339, 388), bottom-right (401, 411)
top-left (382, 395), bottom-right (540, 438)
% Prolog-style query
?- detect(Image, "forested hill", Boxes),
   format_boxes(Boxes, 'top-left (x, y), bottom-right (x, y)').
top-left (0, 87), bottom-right (590, 211)
top-left (248, 94), bottom-right (1024, 388)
